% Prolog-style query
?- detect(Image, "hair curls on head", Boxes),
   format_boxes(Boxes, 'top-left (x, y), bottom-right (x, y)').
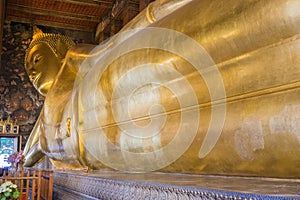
top-left (25, 26), bottom-right (75, 64)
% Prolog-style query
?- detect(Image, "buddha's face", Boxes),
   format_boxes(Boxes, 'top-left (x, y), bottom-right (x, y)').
top-left (25, 43), bottom-right (61, 96)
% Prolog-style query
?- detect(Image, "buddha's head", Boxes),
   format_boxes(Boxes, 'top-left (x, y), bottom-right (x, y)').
top-left (25, 26), bottom-right (75, 96)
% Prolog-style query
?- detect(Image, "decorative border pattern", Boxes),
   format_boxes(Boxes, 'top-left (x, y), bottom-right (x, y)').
top-left (53, 172), bottom-right (298, 200)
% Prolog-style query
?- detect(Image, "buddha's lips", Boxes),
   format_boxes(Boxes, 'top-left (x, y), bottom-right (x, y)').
top-left (32, 73), bottom-right (41, 86)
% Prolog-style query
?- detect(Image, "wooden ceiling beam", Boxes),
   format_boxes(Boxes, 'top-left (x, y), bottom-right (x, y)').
top-left (7, 4), bottom-right (103, 22)
top-left (55, 0), bottom-right (113, 8)
top-left (6, 16), bottom-right (95, 32)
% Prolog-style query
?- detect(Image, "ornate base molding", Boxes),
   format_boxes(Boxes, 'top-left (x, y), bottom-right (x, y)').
top-left (53, 171), bottom-right (299, 200)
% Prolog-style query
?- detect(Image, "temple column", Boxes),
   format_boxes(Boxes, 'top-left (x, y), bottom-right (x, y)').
top-left (121, 1), bottom-right (140, 26)
top-left (110, 18), bottom-right (123, 36)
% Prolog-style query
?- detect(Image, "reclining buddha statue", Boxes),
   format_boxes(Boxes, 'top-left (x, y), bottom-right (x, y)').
top-left (23, 0), bottom-right (300, 178)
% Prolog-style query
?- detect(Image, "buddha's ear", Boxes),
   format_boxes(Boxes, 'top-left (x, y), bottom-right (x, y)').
top-left (56, 38), bottom-right (68, 58)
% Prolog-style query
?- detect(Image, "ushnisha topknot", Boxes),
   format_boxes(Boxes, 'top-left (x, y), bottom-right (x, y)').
top-left (25, 26), bottom-right (75, 63)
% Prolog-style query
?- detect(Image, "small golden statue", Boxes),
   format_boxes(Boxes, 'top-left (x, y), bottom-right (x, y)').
top-left (0, 118), bottom-right (5, 133)
top-left (23, 0), bottom-right (300, 178)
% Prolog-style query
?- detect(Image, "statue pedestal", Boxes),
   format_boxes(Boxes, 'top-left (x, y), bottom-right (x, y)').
top-left (52, 170), bottom-right (299, 200)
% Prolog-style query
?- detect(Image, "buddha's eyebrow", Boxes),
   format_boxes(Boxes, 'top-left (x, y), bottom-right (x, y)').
top-left (29, 51), bottom-right (40, 61)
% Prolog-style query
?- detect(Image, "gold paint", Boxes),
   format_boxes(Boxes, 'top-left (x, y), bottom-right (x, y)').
top-left (66, 117), bottom-right (71, 137)
top-left (23, 0), bottom-right (300, 178)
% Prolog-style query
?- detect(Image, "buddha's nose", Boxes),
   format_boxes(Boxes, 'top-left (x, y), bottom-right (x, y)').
top-left (28, 71), bottom-right (37, 81)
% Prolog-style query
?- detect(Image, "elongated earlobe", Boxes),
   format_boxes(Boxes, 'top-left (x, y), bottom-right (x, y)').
top-left (56, 38), bottom-right (68, 59)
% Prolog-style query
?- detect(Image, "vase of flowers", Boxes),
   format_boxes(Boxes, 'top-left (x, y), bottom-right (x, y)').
top-left (7, 151), bottom-right (25, 173)
top-left (0, 181), bottom-right (20, 200)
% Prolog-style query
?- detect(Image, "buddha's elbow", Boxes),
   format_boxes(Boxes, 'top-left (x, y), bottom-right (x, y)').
top-left (23, 143), bottom-right (45, 167)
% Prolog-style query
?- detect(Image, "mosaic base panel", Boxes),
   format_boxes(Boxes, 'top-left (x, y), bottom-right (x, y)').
top-left (53, 171), bottom-right (300, 200)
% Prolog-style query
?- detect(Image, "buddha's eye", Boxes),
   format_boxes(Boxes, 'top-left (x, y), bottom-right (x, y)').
top-left (33, 55), bottom-right (42, 64)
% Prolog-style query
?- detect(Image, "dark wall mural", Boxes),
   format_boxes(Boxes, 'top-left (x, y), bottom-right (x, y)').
top-left (0, 22), bottom-right (43, 140)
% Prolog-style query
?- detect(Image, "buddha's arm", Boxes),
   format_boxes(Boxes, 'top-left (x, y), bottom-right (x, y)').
top-left (23, 112), bottom-right (45, 166)
top-left (43, 44), bottom-right (97, 124)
